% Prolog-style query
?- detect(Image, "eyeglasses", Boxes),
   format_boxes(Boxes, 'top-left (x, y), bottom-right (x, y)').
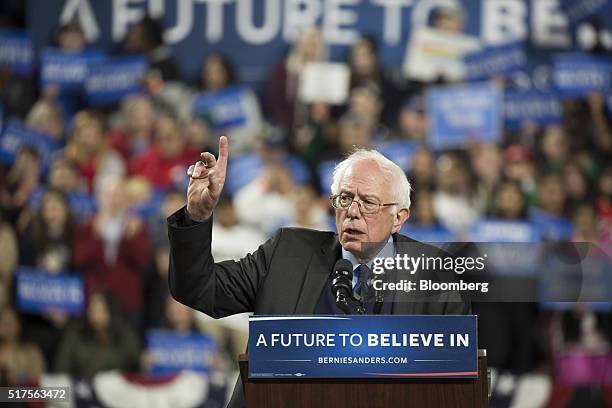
top-left (330, 193), bottom-right (397, 214)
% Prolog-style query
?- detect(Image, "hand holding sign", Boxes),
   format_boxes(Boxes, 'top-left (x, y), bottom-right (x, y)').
top-left (186, 136), bottom-right (229, 221)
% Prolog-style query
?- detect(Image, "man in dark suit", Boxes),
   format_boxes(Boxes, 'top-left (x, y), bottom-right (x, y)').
top-left (168, 136), bottom-right (470, 407)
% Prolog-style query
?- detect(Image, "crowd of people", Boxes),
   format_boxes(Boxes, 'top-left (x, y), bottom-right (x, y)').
top-left (0, 7), bottom-right (611, 407)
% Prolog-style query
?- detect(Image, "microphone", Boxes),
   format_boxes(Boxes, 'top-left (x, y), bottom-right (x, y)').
top-left (331, 259), bottom-right (354, 314)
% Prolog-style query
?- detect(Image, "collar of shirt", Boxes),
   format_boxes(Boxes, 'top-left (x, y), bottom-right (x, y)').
top-left (342, 235), bottom-right (395, 289)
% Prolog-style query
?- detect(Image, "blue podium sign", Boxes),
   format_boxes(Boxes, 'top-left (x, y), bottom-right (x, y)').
top-left (249, 315), bottom-right (477, 379)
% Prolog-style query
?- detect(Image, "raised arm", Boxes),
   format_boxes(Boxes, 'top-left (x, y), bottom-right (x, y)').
top-left (167, 136), bottom-right (279, 318)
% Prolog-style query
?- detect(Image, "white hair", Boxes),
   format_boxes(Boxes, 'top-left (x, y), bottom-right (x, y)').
top-left (331, 149), bottom-right (412, 211)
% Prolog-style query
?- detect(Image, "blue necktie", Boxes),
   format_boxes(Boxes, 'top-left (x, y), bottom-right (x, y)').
top-left (354, 264), bottom-right (372, 303)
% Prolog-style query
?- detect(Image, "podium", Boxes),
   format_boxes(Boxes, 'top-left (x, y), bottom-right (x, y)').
top-left (239, 350), bottom-right (488, 408)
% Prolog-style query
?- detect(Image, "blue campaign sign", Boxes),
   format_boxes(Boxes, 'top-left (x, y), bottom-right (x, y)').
top-left (249, 315), bottom-right (478, 379)
top-left (0, 29), bottom-right (34, 75)
top-left (193, 86), bottom-right (248, 130)
top-left (374, 140), bottom-right (418, 173)
top-left (469, 219), bottom-right (541, 243)
top-left (553, 53), bottom-right (612, 97)
top-left (504, 90), bottom-right (562, 129)
top-left (427, 83), bottom-right (503, 150)
top-left (528, 208), bottom-right (573, 241)
top-left (146, 329), bottom-right (216, 376)
top-left (84, 55), bottom-right (148, 105)
top-left (16, 267), bottom-right (84, 315)
top-left (465, 42), bottom-right (527, 81)
top-left (40, 48), bottom-right (106, 92)
top-left (0, 119), bottom-right (61, 170)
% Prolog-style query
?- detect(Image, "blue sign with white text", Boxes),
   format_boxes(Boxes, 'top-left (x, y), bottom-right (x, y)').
top-left (0, 29), bottom-right (34, 75)
top-left (146, 329), bottom-right (216, 376)
top-left (469, 220), bottom-right (541, 243)
top-left (40, 48), bottom-right (106, 92)
top-left (249, 315), bottom-right (478, 379)
top-left (84, 56), bottom-right (148, 105)
top-left (465, 42), bottom-right (527, 81)
top-left (504, 90), bottom-right (562, 129)
top-left (193, 86), bottom-right (248, 129)
top-left (553, 53), bottom-right (612, 97)
top-left (428, 83), bottom-right (502, 150)
top-left (16, 267), bottom-right (84, 315)
top-left (0, 119), bottom-right (60, 171)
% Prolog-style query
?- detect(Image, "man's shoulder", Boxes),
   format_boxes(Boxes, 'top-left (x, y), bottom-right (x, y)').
top-left (276, 226), bottom-right (337, 244)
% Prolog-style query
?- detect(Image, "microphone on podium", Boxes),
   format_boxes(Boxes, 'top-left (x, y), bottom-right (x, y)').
top-left (331, 259), bottom-right (354, 314)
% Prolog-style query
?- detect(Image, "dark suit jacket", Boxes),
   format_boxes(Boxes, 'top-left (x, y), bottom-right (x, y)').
top-left (167, 207), bottom-right (470, 407)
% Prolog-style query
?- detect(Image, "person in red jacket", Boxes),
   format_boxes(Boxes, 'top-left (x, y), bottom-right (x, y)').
top-left (129, 114), bottom-right (200, 190)
top-left (73, 176), bottom-right (150, 329)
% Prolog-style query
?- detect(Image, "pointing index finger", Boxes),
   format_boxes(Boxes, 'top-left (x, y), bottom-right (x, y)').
top-left (217, 135), bottom-right (229, 172)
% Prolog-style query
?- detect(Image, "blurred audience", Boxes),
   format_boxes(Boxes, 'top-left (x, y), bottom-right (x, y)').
top-left (18, 188), bottom-right (76, 272)
top-left (266, 27), bottom-right (325, 131)
top-left (63, 110), bottom-right (126, 195)
top-left (54, 292), bottom-right (140, 378)
top-left (0, 13), bottom-right (610, 408)
top-left (73, 176), bottom-right (150, 328)
top-left (0, 306), bottom-right (46, 385)
top-left (109, 95), bottom-right (156, 161)
top-left (129, 114), bottom-right (199, 189)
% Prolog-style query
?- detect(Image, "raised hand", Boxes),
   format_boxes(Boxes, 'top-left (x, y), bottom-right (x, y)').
top-left (186, 136), bottom-right (229, 221)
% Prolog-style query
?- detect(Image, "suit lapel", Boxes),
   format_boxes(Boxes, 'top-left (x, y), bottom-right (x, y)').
top-left (390, 233), bottom-right (420, 314)
top-left (294, 234), bottom-right (341, 314)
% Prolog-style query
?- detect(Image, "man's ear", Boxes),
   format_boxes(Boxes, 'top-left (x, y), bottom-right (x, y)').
top-left (391, 208), bottom-right (410, 234)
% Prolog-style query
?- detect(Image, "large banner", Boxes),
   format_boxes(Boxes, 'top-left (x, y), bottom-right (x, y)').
top-left (249, 315), bottom-right (478, 378)
top-left (27, 0), bottom-right (612, 86)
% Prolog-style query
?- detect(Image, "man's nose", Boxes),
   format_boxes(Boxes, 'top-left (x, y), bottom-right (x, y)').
top-left (346, 200), bottom-right (362, 218)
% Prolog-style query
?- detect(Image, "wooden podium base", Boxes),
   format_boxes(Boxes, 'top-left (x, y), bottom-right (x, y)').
top-left (239, 352), bottom-right (488, 408)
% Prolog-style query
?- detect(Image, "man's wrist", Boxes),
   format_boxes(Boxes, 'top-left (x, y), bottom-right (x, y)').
top-left (185, 207), bottom-right (211, 224)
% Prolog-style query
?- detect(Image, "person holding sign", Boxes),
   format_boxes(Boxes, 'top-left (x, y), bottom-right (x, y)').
top-left (168, 136), bottom-right (470, 407)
